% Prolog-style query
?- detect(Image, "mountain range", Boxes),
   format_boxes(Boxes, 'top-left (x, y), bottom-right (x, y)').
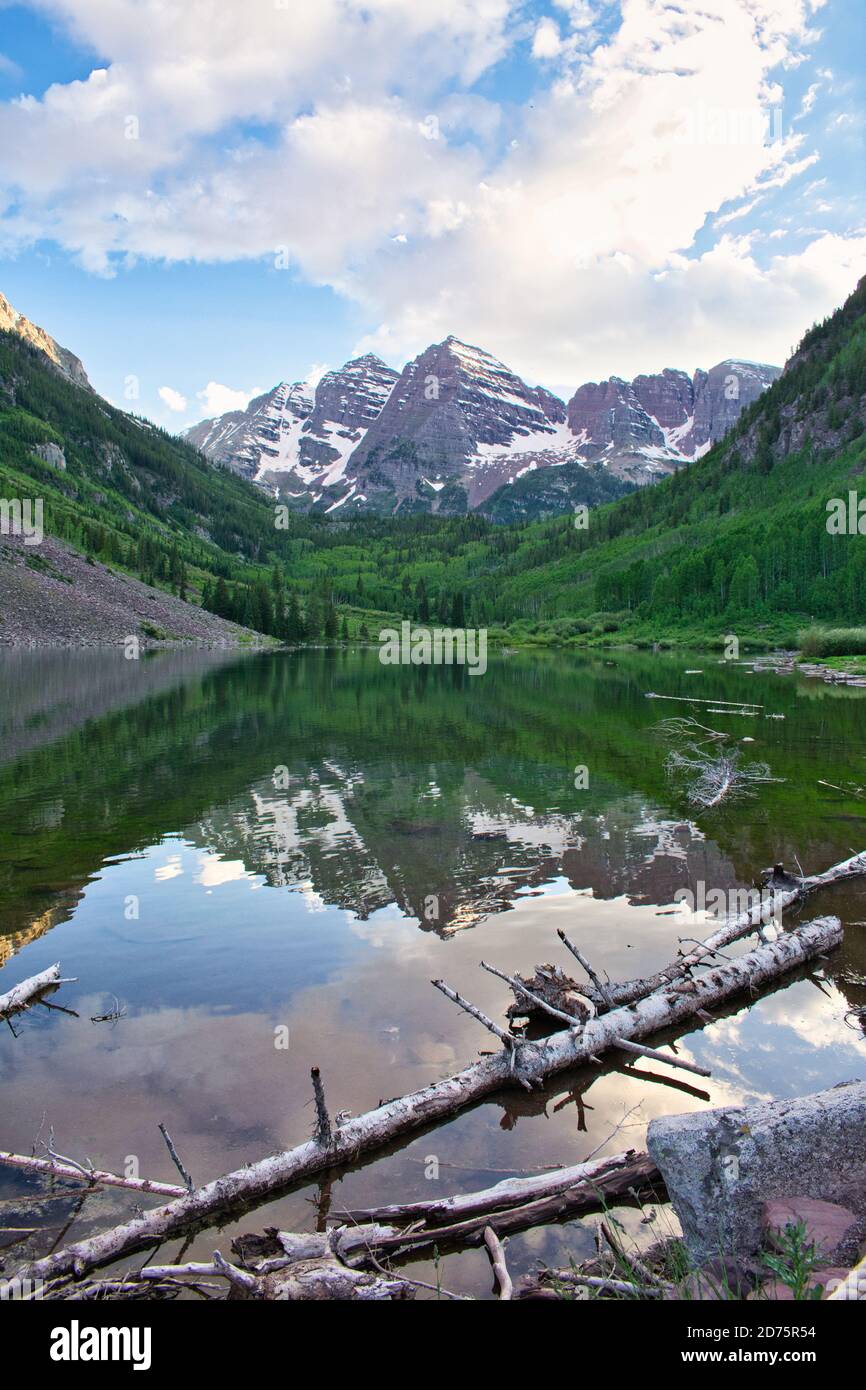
top-left (186, 336), bottom-right (780, 519)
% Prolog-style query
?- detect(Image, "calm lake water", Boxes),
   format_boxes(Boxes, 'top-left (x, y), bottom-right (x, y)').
top-left (1, 646), bottom-right (865, 1297)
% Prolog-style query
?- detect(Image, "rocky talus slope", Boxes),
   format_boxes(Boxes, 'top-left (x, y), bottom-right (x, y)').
top-left (0, 532), bottom-right (259, 646)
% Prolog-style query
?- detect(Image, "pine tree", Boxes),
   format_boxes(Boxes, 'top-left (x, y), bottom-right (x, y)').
top-left (416, 576), bottom-right (429, 622)
top-left (213, 576), bottom-right (230, 619)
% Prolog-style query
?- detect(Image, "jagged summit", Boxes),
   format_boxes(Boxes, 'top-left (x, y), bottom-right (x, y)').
top-left (186, 353), bottom-right (399, 492)
top-left (177, 333), bottom-right (779, 517)
top-left (0, 291), bottom-right (91, 390)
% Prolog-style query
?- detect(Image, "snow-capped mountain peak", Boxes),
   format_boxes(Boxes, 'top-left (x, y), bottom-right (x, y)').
top-left (186, 339), bottom-right (780, 516)
top-left (185, 355), bottom-right (399, 490)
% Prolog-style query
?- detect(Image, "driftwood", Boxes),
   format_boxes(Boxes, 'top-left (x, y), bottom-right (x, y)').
top-left (576, 851), bottom-right (866, 1011)
top-left (225, 1246), bottom-right (413, 1301)
top-left (665, 745), bottom-right (781, 809)
top-left (502, 960), bottom-right (711, 1076)
top-left (484, 1227), bottom-right (512, 1299)
top-left (18, 914), bottom-right (840, 1287)
top-left (344, 1160), bottom-right (661, 1254)
top-left (340, 1149), bottom-right (659, 1227)
top-left (504, 963), bottom-right (595, 1023)
top-left (518, 1268), bottom-right (668, 1300)
top-left (0, 1150), bottom-right (186, 1199)
top-left (646, 693), bottom-right (762, 710)
top-left (38, 1231), bottom-right (415, 1301)
top-left (0, 963), bottom-right (75, 1018)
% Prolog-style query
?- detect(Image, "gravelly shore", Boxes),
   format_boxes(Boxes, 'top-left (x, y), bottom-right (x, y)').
top-left (0, 531), bottom-right (265, 647)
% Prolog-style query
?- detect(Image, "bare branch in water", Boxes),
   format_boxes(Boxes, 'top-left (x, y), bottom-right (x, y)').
top-left (665, 743), bottom-right (782, 809)
top-left (654, 716), bottom-right (727, 744)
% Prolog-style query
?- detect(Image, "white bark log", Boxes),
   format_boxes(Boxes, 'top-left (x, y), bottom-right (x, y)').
top-left (0, 963), bottom-right (69, 1017)
top-left (342, 1150), bottom-right (656, 1225)
top-left (484, 1226), bottom-right (513, 1300)
top-left (588, 851), bottom-right (866, 1009)
top-left (21, 915), bottom-right (841, 1286)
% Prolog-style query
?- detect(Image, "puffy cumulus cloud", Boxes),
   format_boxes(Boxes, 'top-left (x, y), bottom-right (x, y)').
top-left (196, 381), bottom-right (263, 417)
top-left (0, 1), bottom-right (489, 276)
top-left (532, 19), bottom-right (563, 59)
top-left (0, 0), bottom-right (859, 380)
top-left (352, 0), bottom-right (859, 382)
top-left (157, 385), bottom-right (187, 413)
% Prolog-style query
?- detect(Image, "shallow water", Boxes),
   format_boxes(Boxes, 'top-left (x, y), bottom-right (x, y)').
top-left (1, 646), bottom-right (865, 1296)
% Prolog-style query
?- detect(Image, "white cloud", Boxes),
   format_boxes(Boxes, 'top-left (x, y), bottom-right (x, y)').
top-left (158, 385), bottom-right (187, 413)
top-left (0, 0), bottom-right (860, 383)
top-left (303, 363), bottom-right (330, 391)
top-left (532, 19), bottom-right (562, 59)
top-left (351, 0), bottom-right (860, 382)
top-left (196, 382), bottom-right (263, 417)
top-left (796, 81), bottom-right (821, 119)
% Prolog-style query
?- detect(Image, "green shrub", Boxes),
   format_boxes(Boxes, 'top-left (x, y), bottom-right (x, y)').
top-left (798, 625), bottom-right (866, 657)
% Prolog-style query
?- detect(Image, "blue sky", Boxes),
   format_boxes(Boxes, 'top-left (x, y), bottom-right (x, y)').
top-left (0, 0), bottom-right (864, 428)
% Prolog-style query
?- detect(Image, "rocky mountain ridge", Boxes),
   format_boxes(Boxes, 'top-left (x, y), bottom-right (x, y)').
top-left (0, 291), bottom-right (92, 391)
top-left (186, 337), bottom-right (779, 518)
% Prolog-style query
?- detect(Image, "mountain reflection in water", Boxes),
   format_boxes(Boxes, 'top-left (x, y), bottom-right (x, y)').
top-left (1, 646), bottom-right (864, 1295)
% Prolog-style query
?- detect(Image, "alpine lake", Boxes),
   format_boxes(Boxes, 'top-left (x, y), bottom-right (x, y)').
top-left (1, 645), bottom-right (865, 1297)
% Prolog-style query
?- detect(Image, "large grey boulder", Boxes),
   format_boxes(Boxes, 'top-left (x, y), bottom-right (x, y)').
top-left (647, 1080), bottom-right (866, 1263)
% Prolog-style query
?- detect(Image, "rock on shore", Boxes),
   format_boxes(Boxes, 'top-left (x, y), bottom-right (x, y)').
top-left (647, 1079), bottom-right (866, 1263)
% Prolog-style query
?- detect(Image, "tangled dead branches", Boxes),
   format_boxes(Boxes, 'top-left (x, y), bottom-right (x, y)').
top-left (655, 716), bottom-right (727, 745)
top-left (665, 744), bottom-right (783, 810)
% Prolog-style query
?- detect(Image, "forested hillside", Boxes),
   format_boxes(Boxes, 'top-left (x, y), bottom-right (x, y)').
top-left (0, 331), bottom-right (346, 639)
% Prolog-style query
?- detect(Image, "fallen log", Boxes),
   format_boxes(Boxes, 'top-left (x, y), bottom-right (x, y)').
top-left (500, 960), bottom-right (710, 1076)
top-left (518, 1269), bottom-right (668, 1299)
top-left (340, 1149), bottom-right (658, 1227)
top-left (19, 915), bottom-right (840, 1286)
top-left (347, 1163), bottom-right (660, 1254)
top-left (578, 851), bottom-right (866, 1010)
top-left (65, 1235), bottom-right (416, 1302)
top-left (0, 964), bottom-right (75, 1018)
